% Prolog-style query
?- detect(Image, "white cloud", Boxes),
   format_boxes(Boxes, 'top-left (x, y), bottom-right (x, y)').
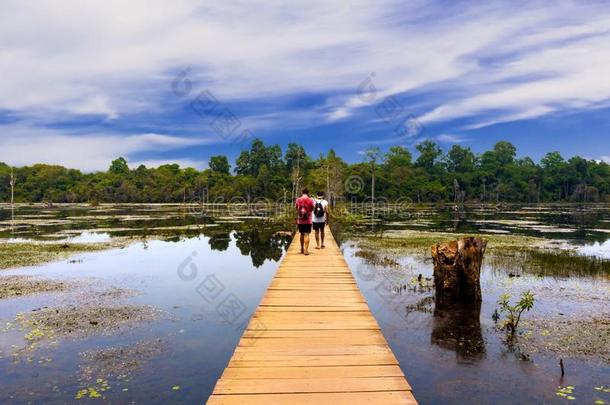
top-left (0, 0), bottom-right (609, 134)
top-left (416, 11), bottom-right (610, 128)
top-left (0, 124), bottom-right (211, 171)
top-left (435, 134), bottom-right (467, 144)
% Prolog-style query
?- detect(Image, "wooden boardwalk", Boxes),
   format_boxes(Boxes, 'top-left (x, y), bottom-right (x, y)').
top-left (207, 229), bottom-right (417, 404)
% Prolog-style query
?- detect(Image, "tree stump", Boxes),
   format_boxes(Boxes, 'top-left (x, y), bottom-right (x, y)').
top-left (431, 237), bottom-right (487, 303)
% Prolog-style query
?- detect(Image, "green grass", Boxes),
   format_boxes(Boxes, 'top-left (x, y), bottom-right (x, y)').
top-left (355, 230), bottom-right (610, 277)
top-left (489, 249), bottom-right (610, 276)
top-left (359, 230), bottom-right (545, 256)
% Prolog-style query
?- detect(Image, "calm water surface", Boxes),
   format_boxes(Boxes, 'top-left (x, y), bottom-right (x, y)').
top-left (0, 203), bottom-right (609, 404)
top-left (344, 246), bottom-right (609, 404)
top-left (0, 221), bottom-right (291, 403)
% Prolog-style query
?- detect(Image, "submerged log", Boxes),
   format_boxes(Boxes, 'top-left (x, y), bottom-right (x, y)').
top-left (431, 237), bottom-right (487, 302)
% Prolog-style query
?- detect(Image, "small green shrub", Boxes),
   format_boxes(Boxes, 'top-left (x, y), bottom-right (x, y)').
top-left (497, 290), bottom-right (535, 337)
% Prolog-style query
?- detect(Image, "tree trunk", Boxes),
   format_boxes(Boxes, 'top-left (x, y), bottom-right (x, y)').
top-left (431, 237), bottom-right (487, 303)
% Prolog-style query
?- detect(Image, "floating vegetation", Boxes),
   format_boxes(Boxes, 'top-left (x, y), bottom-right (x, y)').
top-left (354, 249), bottom-right (401, 268)
top-left (405, 296), bottom-right (435, 314)
top-left (518, 317), bottom-right (610, 363)
top-left (0, 275), bottom-right (71, 299)
top-left (12, 304), bottom-right (164, 357)
top-left (0, 240), bottom-right (131, 270)
top-left (76, 338), bottom-right (167, 396)
top-left (556, 385), bottom-right (576, 400)
top-left (75, 386), bottom-right (104, 400)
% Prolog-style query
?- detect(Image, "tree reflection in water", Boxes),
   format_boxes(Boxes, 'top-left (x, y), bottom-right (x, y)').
top-left (233, 228), bottom-right (292, 267)
top-left (208, 233), bottom-right (230, 251)
top-left (193, 222), bottom-right (293, 267)
top-left (431, 300), bottom-right (486, 362)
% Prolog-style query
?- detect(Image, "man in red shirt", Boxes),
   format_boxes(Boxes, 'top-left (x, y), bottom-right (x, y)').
top-left (295, 188), bottom-right (315, 255)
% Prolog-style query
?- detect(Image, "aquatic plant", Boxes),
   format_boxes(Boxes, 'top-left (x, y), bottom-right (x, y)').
top-left (0, 240), bottom-right (128, 270)
top-left (497, 290), bottom-right (535, 337)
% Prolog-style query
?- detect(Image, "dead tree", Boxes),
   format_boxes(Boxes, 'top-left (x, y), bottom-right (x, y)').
top-left (431, 237), bottom-right (487, 303)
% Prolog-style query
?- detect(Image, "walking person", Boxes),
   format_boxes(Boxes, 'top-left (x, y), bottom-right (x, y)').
top-left (312, 191), bottom-right (329, 249)
top-left (295, 188), bottom-right (315, 255)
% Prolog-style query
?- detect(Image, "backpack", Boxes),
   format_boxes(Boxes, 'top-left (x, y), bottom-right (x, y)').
top-left (314, 200), bottom-right (325, 218)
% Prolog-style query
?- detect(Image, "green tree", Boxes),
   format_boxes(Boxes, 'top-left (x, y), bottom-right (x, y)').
top-left (382, 146), bottom-right (413, 199)
top-left (415, 140), bottom-right (442, 171)
top-left (209, 155), bottom-right (230, 174)
top-left (493, 141), bottom-right (517, 166)
top-left (109, 157), bottom-right (129, 175)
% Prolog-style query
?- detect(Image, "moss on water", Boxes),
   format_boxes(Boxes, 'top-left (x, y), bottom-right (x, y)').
top-left (354, 249), bottom-right (401, 268)
top-left (0, 275), bottom-right (70, 299)
top-left (519, 317), bottom-right (610, 363)
top-left (0, 240), bottom-right (131, 270)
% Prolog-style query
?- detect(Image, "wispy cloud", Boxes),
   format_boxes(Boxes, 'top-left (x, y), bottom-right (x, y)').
top-left (0, 0), bottom-right (609, 158)
top-left (0, 124), bottom-right (211, 171)
top-left (435, 134), bottom-right (468, 144)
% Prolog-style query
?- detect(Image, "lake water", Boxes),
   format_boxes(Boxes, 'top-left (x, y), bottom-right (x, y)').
top-left (344, 244), bottom-right (609, 404)
top-left (0, 203), bottom-right (609, 404)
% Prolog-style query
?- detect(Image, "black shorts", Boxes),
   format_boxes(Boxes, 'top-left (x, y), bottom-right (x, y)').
top-left (298, 224), bottom-right (312, 234)
top-left (312, 222), bottom-right (325, 231)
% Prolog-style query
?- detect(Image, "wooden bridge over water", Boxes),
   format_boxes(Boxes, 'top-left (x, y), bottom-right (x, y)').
top-left (207, 229), bottom-right (417, 404)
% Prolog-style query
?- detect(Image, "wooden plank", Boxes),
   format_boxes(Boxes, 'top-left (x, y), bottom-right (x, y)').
top-left (207, 391), bottom-right (417, 405)
top-left (238, 335), bottom-right (388, 347)
top-left (241, 329), bottom-right (388, 340)
top-left (206, 228), bottom-right (416, 404)
top-left (268, 284), bottom-right (359, 290)
top-left (264, 290), bottom-right (366, 298)
top-left (259, 299), bottom-right (367, 307)
top-left (271, 277), bottom-right (356, 282)
top-left (213, 376), bottom-right (411, 394)
top-left (228, 352), bottom-right (399, 367)
top-left (233, 344), bottom-right (392, 356)
top-left (220, 365), bottom-right (405, 379)
top-left (258, 304), bottom-right (367, 312)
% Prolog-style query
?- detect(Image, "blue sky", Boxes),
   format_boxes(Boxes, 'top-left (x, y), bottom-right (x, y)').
top-left (0, 0), bottom-right (609, 171)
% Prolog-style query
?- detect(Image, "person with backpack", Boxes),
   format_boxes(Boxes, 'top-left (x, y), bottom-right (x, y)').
top-left (295, 188), bottom-right (315, 255)
top-left (312, 191), bottom-right (329, 249)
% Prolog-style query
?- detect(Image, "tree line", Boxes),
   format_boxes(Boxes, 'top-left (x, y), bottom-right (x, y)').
top-left (1, 139), bottom-right (608, 204)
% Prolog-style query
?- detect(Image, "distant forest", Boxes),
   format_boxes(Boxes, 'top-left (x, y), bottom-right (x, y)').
top-left (1, 139), bottom-right (609, 204)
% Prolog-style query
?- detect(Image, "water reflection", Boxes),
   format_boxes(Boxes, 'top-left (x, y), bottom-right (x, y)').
top-left (208, 231), bottom-right (231, 251)
top-left (0, 225), bottom-right (293, 404)
top-left (578, 240), bottom-right (610, 259)
top-left (234, 229), bottom-right (292, 267)
top-left (431, 301), bottom-right (485, 362)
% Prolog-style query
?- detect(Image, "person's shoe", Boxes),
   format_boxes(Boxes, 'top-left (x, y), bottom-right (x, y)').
top-left (315, 246), bottom-right (320, 249)
top-left (321, 245), bottom-right (326, 249)
top-left (304, 251), bottom-right (310, 256)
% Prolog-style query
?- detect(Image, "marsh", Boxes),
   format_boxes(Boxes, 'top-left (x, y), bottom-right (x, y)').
top-left (0, 203), bottom-right (608, 404)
